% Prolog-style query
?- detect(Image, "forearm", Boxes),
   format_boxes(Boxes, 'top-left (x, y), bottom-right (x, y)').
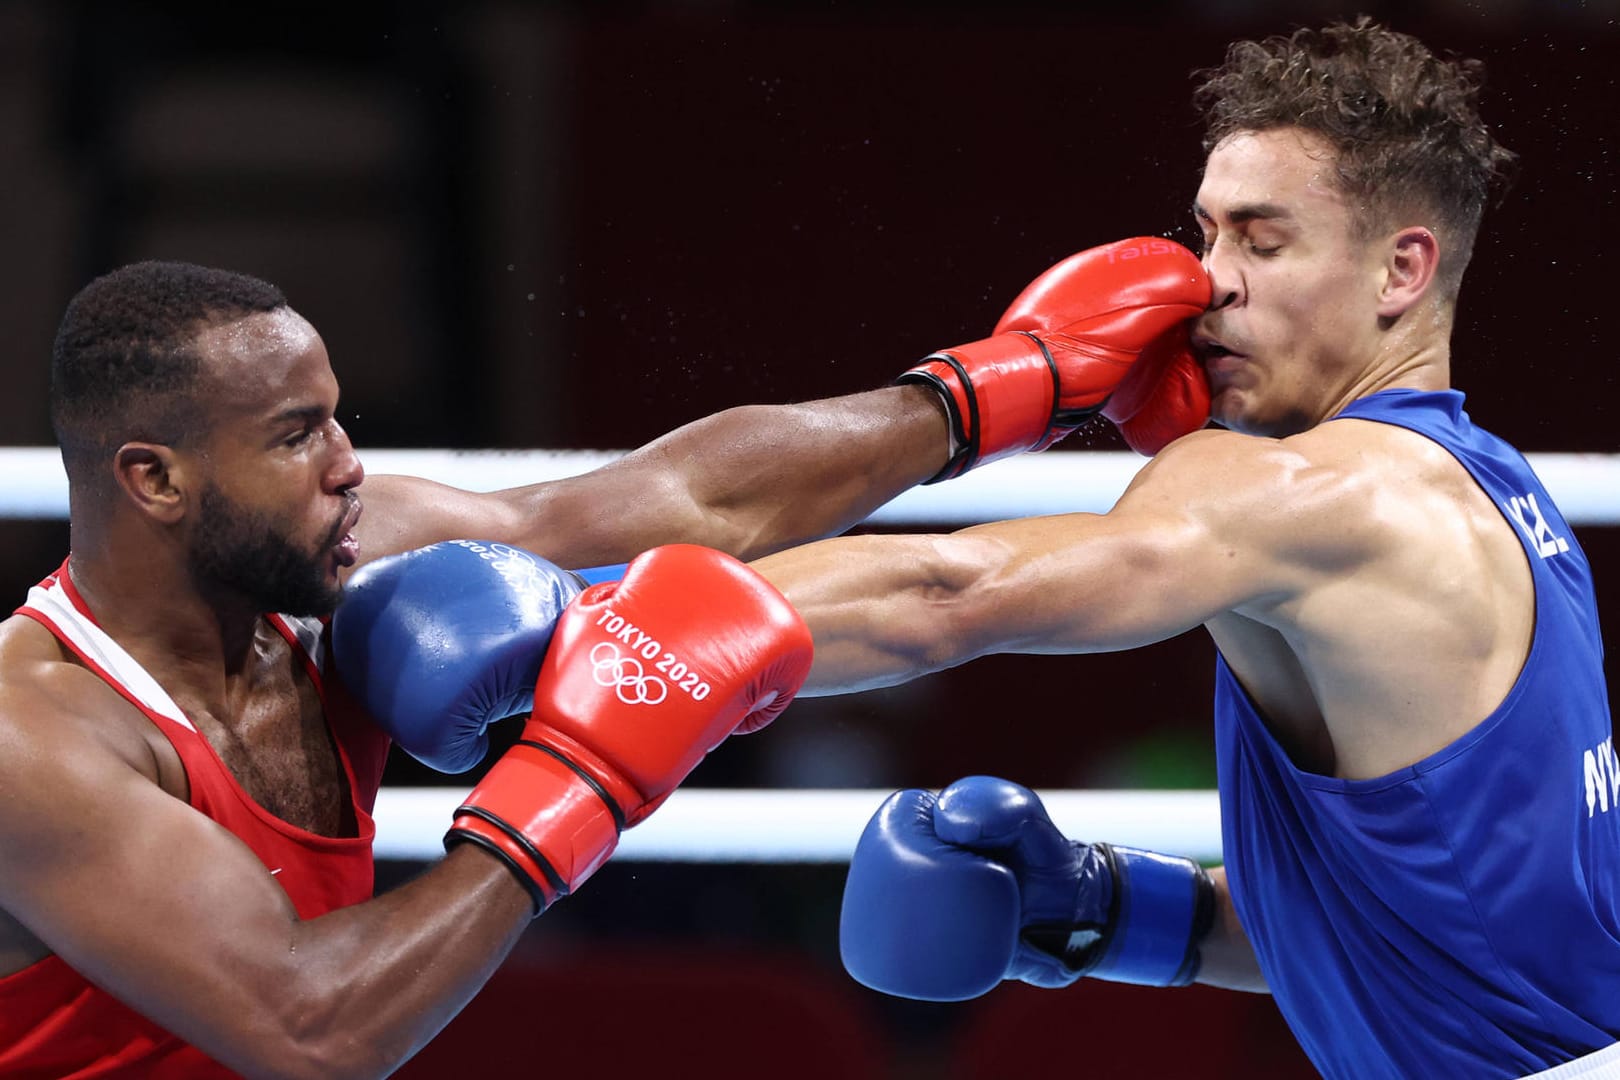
top-left (754, 532), bottom-right (986, 695)
top-left (692, 385), bottom-right (949, 555)
top-left (755, 513), bottom-right (1177, 694)
top-left (594, 384), bottom-right (950, 561)
top-left (225, 848), bottom-right (532, 1079)
top-left (309, 848), bottom-right (534, 1073)
top-left (1194, 866), bottom-right (1268, 992)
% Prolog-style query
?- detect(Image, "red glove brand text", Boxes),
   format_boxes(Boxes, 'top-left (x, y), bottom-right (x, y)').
top-left (1104, 238), bottom-right (1187, 264)
top-left (592, 606), bottom-right (713, 702)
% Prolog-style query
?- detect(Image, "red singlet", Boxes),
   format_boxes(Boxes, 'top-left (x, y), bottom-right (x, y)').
top-left (0, 560), bottom-right (391, 1077)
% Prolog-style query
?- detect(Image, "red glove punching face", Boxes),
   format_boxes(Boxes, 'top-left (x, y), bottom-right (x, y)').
top-left (1100, 322), bottom-right (1212, 455)
top-left (901, 237), bottom-right (1211, 477)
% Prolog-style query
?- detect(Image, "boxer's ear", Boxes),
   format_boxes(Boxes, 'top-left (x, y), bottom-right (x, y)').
top-left (1376, 226), bottom-right (1440, 319)
top-left (113, 442), bottom-right (188, 525)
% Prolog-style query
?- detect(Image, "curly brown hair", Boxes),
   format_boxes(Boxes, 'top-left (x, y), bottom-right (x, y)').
top-left (1193, 16), bottom-right (1517, 299)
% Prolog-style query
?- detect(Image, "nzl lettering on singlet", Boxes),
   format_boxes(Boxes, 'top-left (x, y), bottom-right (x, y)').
top-left (1584, 736), bottom-right (1620, 819)
top-left (1504, 492), bottom-right (1570, 559)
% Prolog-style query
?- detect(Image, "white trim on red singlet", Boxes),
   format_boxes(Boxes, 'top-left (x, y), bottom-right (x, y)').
top-left (22, 576), bottom-right (194, 732)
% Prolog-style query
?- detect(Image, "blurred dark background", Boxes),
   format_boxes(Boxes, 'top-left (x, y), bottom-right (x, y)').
top-left (1, 1), bottom-right (1615, 1075)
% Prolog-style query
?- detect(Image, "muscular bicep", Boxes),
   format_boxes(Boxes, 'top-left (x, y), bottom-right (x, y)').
top-left (944, 504), bottom-right (1258, 656)
top-left (990, 430), bottom-right (1340, 655)
top-left (0, 699), bottom-right (307, 1063)
top-left (759, 434), bottom-right (1299, 695)
top-left (759, 512), bottom-right (1227, 696)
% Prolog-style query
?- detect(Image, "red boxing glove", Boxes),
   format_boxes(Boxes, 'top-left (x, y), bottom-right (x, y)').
top-left (901, 237), bottom-right (1210, 479)
top-left (1100, 323), bottom-right (1212, 456)
top-left (446, 545), bottom-right (813, 914)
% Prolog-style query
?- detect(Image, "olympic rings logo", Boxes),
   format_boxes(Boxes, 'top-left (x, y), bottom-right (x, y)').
top-left (446, 540), bottom-right (572, 606)
top-left (590, 641), bottom-right (669, 706)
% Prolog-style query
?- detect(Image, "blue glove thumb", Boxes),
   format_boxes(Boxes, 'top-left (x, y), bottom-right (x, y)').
top-left (934, 775), bottom-right (1112, 988)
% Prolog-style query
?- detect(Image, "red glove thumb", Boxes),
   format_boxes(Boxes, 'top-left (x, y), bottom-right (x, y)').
top-left (1100, 324), bottom-right (1210, 455)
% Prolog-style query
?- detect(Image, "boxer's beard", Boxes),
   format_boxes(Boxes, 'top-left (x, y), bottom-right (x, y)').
top-left (189, 485), bottom-right (344, 616)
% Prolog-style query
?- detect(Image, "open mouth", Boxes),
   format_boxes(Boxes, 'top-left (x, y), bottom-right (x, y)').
top-left (1193, 331), bottom-right (1243, 365)
top-left (331, 500), bottom-right (363, 567)
top-left (1193, 337), bottom-right (1247, 386)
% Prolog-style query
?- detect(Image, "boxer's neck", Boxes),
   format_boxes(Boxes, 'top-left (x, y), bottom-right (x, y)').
top-left (65, 544), bottom-right (265, 686)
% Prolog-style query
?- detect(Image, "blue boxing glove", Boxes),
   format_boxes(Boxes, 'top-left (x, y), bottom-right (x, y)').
top-left (839, 776), bottom-right (1214, 1001)
top-left (331, 540), bottom-right (584, 773)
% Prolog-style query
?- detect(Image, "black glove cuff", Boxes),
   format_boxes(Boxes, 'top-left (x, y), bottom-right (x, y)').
top-left (1076, 843), bottom-right (1217, 987)
top-left (896, 360), bottom-right (977, 483)
top-left (444, 820), bottom-right (557, 918)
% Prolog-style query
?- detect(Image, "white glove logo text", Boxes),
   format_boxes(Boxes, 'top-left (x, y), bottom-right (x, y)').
top-left (446, 540), bottom-right (572, 611)
top-left (593, 607), bottom-right (714, 702)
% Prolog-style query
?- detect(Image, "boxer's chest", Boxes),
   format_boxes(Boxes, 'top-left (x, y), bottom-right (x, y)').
top-left (179, 637), bottom-right (352, 838)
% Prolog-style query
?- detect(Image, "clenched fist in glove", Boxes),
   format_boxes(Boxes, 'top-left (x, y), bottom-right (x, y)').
top-left (447, 544), bottom-right (813, 914)
top-left (840, 776), bottom-right (1214, 1000)
top-left (901, 237), bottom-right (1211, 479)
top-left (332, 539), bottom-right (585, 774)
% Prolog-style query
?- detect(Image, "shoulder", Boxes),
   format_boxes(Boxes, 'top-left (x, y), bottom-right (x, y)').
top-left (0, 610), bottom-right (79, 684)
top-left (1117, 428), bottom-right (1330, 524)
top-left (0, 614), bottom-right (162, 784)
top-left (1119, 422), bottom-right (1445, 568)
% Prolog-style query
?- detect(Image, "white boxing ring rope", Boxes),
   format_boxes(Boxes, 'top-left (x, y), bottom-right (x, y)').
top-left (5, 445), bottom-right (1618, 864)
top-left (371, 786), bottom-right (1226, 863)
top-left (7, 446), bottom-right (1620, 526)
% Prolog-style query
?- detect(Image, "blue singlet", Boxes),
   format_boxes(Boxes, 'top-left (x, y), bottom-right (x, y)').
top-left (1214, 389), bottom-right (1620, 1078)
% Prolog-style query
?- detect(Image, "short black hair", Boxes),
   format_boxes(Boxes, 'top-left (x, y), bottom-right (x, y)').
top-left (50, 261), bottom-right (287, 479)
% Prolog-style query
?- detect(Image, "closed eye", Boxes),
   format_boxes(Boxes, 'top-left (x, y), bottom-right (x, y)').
top-left (268, 403), bottom-right (334, 449)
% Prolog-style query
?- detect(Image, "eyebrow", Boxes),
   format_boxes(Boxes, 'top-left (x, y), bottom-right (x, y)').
top-left (1192, 201), bottom-right (1294, 225)
top-left (267, 403), bottom-right (329, 427)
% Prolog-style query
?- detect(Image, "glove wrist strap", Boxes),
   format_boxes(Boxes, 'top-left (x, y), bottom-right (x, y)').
top-left (896, 332), bottom-right (1060, 483)
top-left (895, 360), bottom-right (976, 483)
top-left (1081, 844), bottom-right (1215, 987)
top-left (445, 739), bottom-right (624, 917)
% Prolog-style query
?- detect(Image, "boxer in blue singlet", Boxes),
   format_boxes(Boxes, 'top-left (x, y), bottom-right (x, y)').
top-left (755, 18), bottom-right (1620, 1079)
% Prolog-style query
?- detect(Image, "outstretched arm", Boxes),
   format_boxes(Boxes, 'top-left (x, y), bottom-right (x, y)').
top-left (769, 435), bottom-right (1339, 1000)
top-left (355, 384), bottom-right (951, 570)
top-left (353, 235), bottom-right (1213, 572)
top-left (752, 429), bottom-right (1284, 695)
